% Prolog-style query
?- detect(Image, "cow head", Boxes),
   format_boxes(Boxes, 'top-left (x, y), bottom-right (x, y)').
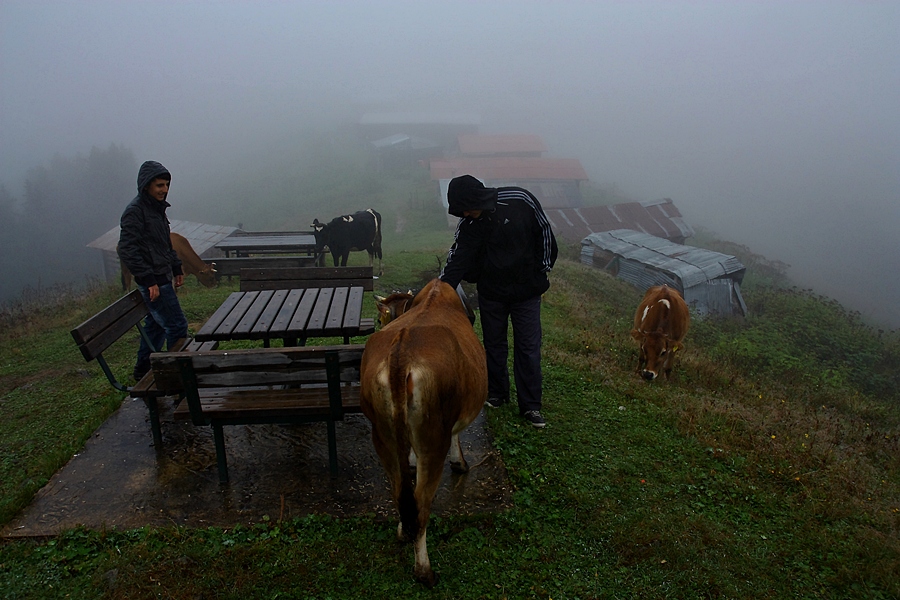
top-left (197, 263), bottom-right (218, 288)
top-left (375, 290), bottom-right (416, 327)
top-left (631, 328), bottom-right (681, 381)
top-left (311, 218), bottom-right (329, 251)
top-left (376, 284), bottom-right (475, 328)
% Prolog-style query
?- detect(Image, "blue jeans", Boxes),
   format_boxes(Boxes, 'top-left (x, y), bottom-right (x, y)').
top-left (135, 283), bottom-right (189, 374)
top-left (478, 294), bottom-right (543, 414)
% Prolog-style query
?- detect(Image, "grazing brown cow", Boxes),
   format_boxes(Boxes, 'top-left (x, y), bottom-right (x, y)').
top-left (630, 285), bottom-right (690, 380)
top-left (120, 232), bottom-right (217, 290)
top-left (360, 279), bottom-right (487, 587)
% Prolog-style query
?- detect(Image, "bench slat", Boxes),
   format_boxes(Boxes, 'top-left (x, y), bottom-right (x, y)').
top-left (286, 288), bottom-right (319, 334)
top-left (239, 266), bottom-right (374, 292)
top-left (213, 256), bottom-right (316, 277)
top-left (343, 287), bottom-right (364, 333)
top-left (172, 386), bottom-right (362, 421)
top-left (71, 289), bottom-right (146, 346)
top-left (304, 288), bottom-right (333, 336)
top-left (232, 290), bottom-right (275, 339)
top-left (324, 287), bottom-right (348, 335)
top-left (240, 277), bottom-right (374, 291)
top-left (251, 289), bottom-right (290, 336)
top-left (213, 291), bottom-right (259, 337)
top-left (271, 289), bottom-right (305, 332)
top-left (194, 292), bottom-right (244, 339)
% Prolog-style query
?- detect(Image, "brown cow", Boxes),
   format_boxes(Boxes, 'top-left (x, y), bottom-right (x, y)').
top-left (630, 285), bottom-right (690, 380)
top-left (360, 279), bottom-right (487, 587)
top-left (120, 232), bottom-right (217, 290)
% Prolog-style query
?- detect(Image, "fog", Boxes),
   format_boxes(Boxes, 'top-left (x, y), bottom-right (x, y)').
top-left (2, 2), bottom-right (898, 327)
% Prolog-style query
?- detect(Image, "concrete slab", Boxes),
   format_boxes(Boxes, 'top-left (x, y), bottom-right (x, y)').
top-left (2, 396), bottom-right (512, 538)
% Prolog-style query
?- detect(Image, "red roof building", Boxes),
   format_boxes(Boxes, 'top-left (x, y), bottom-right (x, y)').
top-left (457, 134), bottom-right (547, 157)
top-left (430, 157), bottom-right (589, 210)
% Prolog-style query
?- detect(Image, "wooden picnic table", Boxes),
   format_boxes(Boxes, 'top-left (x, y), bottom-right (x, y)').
top-left (215, 233), bottom-right (319, 258)
top-left (194, 286), bottom-right (368, 347)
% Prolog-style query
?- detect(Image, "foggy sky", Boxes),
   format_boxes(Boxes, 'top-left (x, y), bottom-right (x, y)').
top-left (2, 1), bottom-right (899, 327)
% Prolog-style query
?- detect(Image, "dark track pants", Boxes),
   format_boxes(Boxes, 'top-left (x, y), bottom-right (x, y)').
top-left (478, 294), bottom-right (543, 414)
top-left (134, 282), bottom-right (189, 374)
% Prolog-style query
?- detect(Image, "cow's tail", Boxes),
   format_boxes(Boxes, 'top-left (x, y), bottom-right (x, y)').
top-left (389, 329), bottom-right (418, 541)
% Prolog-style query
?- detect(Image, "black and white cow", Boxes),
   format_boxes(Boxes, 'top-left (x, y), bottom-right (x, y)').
top-left (311, 208), bottom-right (383, 275)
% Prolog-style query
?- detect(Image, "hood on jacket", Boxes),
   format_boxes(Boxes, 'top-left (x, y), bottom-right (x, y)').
top-left (447, 174), bottom-right (498, 218)
top-left (137, 160), bottom-right (171, 194)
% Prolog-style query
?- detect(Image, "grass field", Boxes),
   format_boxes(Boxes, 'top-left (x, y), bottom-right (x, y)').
top-left (1, 236), bottom-right (898, 598)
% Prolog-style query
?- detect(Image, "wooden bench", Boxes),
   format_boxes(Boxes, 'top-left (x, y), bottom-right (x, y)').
top-left (70, 289), bottom-right (217, 447)
top-left (239, 266), bottom-right (376, 336)
top-left (211, 256), bottom-right (317, 279)
top-left (239, 265), bottom-right (375, 291)
top-left (150, 344), bottom-right (365, 482)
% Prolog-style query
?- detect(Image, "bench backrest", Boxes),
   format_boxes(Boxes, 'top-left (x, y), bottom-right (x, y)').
top-left (239, 266), bottom-right (374, 292)
top-left (149, 344), bottom-right (365, 424)
top-left (71, 289), bottom-right (149, 362)
top-left (212, 256), bottom-right (317, 278)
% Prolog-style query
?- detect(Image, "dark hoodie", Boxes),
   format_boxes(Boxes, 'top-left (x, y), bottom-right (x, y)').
top-left (441, 175), bottom-right (558, 303)
top-left (117, 161), bottom-right (183, 288)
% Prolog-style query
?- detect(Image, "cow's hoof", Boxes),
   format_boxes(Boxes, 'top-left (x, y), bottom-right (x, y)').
top-left (416, 570), bottom-right (438, 589)
top-left (397, 523), bottom-right (411, 543)
top-left (450, 461), bottom-right (469, 474)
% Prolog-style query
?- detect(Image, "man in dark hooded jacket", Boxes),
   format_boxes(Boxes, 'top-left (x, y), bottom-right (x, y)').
top-left (440, 174), bottom-right (558, 428)
top-left (118, 160), bottom-right (189, 381)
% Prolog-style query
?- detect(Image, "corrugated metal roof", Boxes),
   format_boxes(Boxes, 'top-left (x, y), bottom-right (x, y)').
top-left (581, 229), bottom-right (745, 289)
top-left (87, 220), bottom-right (239, 256)
top-left (545, 198), bottom-right (695, 243)
top-left (371, 134), bottom-right (441, 150)
top-left (430, 157), bottom-right (589, 181)
top-left (457, 134), bottom-right (547, 156)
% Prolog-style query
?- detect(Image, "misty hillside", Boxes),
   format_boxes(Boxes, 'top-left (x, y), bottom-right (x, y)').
top-left (1, 208), bottom-right (898, 596)
top-left (2, 126), bottom-right (898, 339)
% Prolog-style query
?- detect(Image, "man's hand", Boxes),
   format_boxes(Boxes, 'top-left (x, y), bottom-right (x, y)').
top-left (148, 284), bottom-right (160, 302)
top-left (174, 274), bottom-right (184, 288)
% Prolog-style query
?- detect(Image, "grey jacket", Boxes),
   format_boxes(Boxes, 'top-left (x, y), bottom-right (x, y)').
top-left (117, 161), bottom-right (183, 288)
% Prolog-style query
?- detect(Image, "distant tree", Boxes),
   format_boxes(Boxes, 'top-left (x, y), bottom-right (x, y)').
top-left (0, 184), bottom-right (28, 303)
top-left (14, 144), bottom-right (136, 294)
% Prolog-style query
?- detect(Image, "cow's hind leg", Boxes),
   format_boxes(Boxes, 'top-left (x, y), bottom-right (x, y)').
top-left (448, 433), bottom-right (469, 473)
top-left (410, 452), bottom-right (445, 588)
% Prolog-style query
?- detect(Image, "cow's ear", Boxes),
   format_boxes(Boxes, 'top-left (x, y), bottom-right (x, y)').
top-left (630, 329), bottom-right (642, 341)
top-left (376, 299), bottom-right (392, 326)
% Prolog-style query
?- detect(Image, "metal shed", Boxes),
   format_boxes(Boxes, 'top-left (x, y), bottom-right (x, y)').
top-left (581, 229), bottom-right (747, 317)
top-left (87, 220), bottom-right (239, 285)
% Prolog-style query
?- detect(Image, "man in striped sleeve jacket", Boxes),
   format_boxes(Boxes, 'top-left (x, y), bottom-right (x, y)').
top-left (440, 174), bottom-right (558, 428)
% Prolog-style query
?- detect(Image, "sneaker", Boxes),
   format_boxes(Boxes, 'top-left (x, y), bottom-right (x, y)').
top-left (485, 397), bottom-right (507, 409)
top-left (522, 410), bottom-right (546, 428)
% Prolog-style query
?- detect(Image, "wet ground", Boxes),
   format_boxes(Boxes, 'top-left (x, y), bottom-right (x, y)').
top-left (2, 396), bottom-right (512, 538)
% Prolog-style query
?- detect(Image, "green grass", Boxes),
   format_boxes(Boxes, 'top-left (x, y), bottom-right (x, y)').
top-left (1, 160), bottom-right (899, 597)
top-left (1, 255), bottom-right (898, 599)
